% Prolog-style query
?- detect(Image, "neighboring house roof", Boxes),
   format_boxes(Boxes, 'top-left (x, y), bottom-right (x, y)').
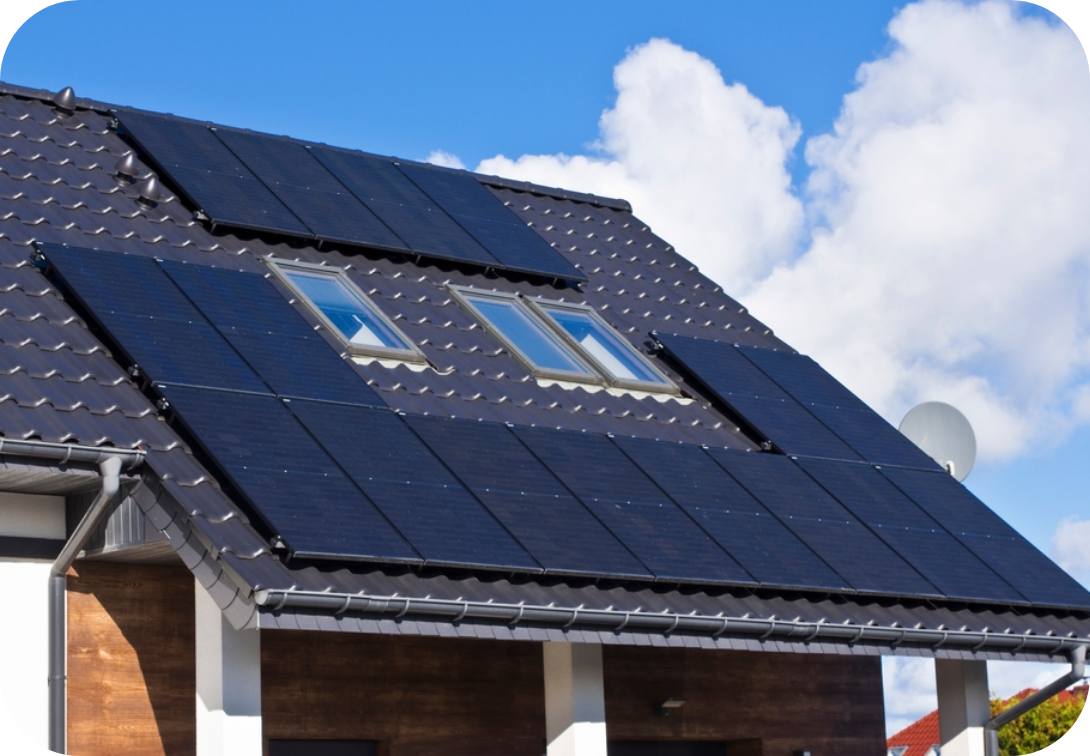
top-left (1, 80), bottom-right (1089, 657)
top-left (886, 685), bottom-right (1088, 756)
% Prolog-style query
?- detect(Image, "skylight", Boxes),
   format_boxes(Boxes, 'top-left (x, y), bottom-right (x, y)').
top-left (269, 260), bottom-right (423, 361)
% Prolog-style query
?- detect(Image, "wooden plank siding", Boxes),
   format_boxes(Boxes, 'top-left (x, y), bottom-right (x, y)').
top-left (64, 562), bottom-right (885, 756)
top-left (67, 561), bottom-right (196, 756)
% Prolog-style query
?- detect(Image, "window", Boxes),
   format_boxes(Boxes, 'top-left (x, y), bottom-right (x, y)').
top-left (269, 259), bottom-right (423, 362)
top-left (451, 286), bottom-right (676, 393)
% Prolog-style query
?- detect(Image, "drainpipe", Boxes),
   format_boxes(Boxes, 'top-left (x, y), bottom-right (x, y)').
top-left (0, 440), bottom-right (144, 754)
top-left (984, 644), bottom-right (1087, 756)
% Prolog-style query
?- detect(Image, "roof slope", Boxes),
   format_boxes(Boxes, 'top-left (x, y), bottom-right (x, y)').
top-left (1, 81), bottom-right (1089, 655)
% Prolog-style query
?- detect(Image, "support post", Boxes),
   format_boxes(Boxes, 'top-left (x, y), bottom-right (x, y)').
top-left (195, 581), bottom-right (262, 756)
top-left (543, 642), bottom-right (607, 756)
top-left (936, 659), bottom-right (990, 756)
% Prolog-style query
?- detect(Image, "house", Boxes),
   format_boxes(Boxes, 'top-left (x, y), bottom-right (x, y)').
top-left (0, 80), bottom-right (1087, 756)
top-left (886, 685), bottom-right (1088, 756)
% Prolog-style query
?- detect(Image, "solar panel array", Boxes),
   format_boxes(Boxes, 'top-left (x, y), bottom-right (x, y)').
top-left (41, 244), bottom-right (1090, 608)
top-left (118, 112), bottom-right (584, 282)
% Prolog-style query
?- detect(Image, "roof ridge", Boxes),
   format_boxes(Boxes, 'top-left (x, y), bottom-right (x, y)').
top-left (0, 81), bottom-right (632, 212)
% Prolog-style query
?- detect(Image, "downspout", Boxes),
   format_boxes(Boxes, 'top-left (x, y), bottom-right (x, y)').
top-left (0, 440), bottom-right (145, 754)
top-left (985, 644), bottom-right (1087, 756)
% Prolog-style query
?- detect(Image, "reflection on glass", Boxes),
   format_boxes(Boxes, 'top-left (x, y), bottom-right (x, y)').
top-left (541, 308), bottom-right (666, 385)
top-left (285, 270), bottom-right (410, 350)
top-left (468, 297), bottom-right (592, 375)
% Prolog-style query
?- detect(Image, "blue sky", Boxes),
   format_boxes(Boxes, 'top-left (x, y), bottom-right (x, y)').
top-left (2, 0), bottom-right (1088, 738)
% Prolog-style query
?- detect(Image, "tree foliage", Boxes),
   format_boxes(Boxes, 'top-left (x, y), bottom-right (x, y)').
top-left (991, 689), bottom-right (1086, 756)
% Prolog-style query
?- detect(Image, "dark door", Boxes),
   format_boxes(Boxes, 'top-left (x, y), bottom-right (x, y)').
top-left (608, 742), bottom-right (726, 756)
top-left (268, 740), bottom-right (377, 756)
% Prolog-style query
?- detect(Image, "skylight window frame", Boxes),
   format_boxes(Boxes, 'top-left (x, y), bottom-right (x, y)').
top-left (267, 258), bottom-right (426, 363)
top-left (448, 286), bottom-right (602, 384)
top-left (525, 297), bottom-right (679, 394)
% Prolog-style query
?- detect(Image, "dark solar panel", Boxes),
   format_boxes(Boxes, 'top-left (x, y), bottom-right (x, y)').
top-left (613, 438), bottom-right (845, 591)
top-left (397, 163), bottom-right (585, 281)
top-left (655, 334), bottom-right (860, 460)
top-left (708, 449), bottom-right (940, 596)
top-left (158, 262), bottom-right (385, 407)
top-left (118, 112), bottom-right (309, 235)
top-left (158, 386), bottom-right (418, 563)
top-left (41, 245), bottom-right (267, 393)
top-left (798, 458), bottom-right (1024, 603)
top-left (288, 401), bottom-right (537, 571)
top-left (310, 148), bottom-right (499, 266)
top-left (737, 346), bottom-right (940, 470)
top-left (405, 416), bottom-right (649, 578)
top-left (214, 131), bottom-right (408, 250)
top-left (881, 468), bottom-right (1090, 608)
top-left (512, 426), bottom-right (751, 584)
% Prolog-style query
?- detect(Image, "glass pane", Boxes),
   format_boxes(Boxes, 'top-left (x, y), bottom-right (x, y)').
top-left (469, 297), bottom-right (592, 375)
top-left (285, 270), bottom-right (410, 350)
top-left (542, 308), bottom-right (667, 385)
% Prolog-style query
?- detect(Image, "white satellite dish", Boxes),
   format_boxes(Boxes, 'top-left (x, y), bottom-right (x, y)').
top-left (899, 401), bottom-right (977, 481)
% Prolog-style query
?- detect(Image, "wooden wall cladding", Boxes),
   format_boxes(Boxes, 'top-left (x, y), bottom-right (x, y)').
top-left (67, 561), bottom-right (196, 756)
top-left (603, 646), bottom-right (886, 756)
top-left (260, 632), bottom-right (546, 756)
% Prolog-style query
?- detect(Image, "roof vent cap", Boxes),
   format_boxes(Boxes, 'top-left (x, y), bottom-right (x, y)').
top-left (52, 86), bottom-right (76, 111)
top-left (115, 152), bottom-right (141, 181)
top-left (136, 176), bottom-right (163, 205)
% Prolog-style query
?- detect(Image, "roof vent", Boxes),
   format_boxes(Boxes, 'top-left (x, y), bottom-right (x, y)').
top-left (115, 153), bottom-right (141, 181)
top-left (52, 86), bottom-right (76, 111)
top-left (136, 176), bottom-right (163, 205)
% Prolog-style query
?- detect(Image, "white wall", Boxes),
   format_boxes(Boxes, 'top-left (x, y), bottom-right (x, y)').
top-left (0, 559), bottom-right (53, 751)
top-left (0, 492), bottom-right (65, 539)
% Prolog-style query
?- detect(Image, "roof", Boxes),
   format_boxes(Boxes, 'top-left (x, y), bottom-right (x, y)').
top-left (886, 686), bottom-right (1087, 755)
top-left (1, 80), bottom-right (1089, 657)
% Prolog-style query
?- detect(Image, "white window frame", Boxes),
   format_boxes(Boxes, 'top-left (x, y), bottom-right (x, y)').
top-left (449, 286), bottom-right (600, 383)
top-left (525, 297), bottom-right (678, 394)
top-left (267, 258), bottom-right (425, 363)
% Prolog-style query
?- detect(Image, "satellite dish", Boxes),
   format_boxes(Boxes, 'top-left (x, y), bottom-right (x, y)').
top-left (899, 402), bottom-right (976, 481)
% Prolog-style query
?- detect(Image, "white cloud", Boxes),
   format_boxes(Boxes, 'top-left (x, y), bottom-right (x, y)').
top-left (1052, 516), bottom-right (1090, 579)
top-left (477, 38), bottom-right (804, 292)
top-left (425, 150), bottom-right (465, 169)
top-left (474, 1), bottom-right (1090, 463)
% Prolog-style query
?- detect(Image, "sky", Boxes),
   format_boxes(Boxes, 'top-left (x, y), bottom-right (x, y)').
top-left (2, 0), bottom-right (1089, 740)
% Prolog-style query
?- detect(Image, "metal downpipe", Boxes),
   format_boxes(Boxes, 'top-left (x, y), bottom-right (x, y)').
top-left (984, 644), bottom-right (1087, 756)
top-left (47, 455), bottom-right (123, 754)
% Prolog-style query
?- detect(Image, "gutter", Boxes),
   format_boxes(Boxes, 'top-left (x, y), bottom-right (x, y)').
top-left (254, 590), bottom-right (1089, 657)
top-left (985, 645), bottom-right (1086, 756)
top-left (0, 440), bottom-right (145, 754)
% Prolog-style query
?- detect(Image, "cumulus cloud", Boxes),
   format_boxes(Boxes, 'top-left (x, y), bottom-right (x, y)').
top-left (470, 1), bottom-right (1090, 462)
top-left (425, 150), bottom-right (465, 169)
top-left (1052, 516), bottom-right (1090, 580)
top-left (477, 38), bottom-right (804, 292)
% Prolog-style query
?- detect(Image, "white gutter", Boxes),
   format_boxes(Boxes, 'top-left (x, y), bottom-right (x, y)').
top-left (0, 440), bottom-right (144, 754)
top-left (985, 645), bottom-right (1086, 756)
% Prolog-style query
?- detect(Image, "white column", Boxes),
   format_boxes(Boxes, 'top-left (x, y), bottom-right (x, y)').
top-left (543, 642), bottom-right (607, 756)
top-left (936, 659), bottom-right (990, 756)
top-left (195, 580), bottom-right (262, 756)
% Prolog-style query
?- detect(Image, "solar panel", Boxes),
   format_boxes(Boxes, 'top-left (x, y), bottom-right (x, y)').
top-left (512, 426), bottom-right (751, 584)
top-left (397, 163), bottom-right (585, 281)
top-left (797, 458), bottom-right (1024, 603)
top-left (613, 438), bottom-right (846, 591)
top-left (405, 415), bottom-right (650, 578)
top-left (738, 347), bottom-right (940, 470)
top-left (708, 449), bottom-right (940, 596)
top-left (310, 147), bottom-right (499, 266)
top-left (158, 262), bottom-right (385, 407)
top-left (881, 468), bottom-right (1090, 608)
top-left (158, 385), bottom-right (418, 563)
top-left (288, 401), bottom-right (538, 570)
top-left (655, 334), bottom-right (860, 460)
top-left (214, 130), bottom-right (408, 250)
top-left (117, 112), bottom-right (309, 235)
top-left (41, 245), bottom-right (267, 393)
